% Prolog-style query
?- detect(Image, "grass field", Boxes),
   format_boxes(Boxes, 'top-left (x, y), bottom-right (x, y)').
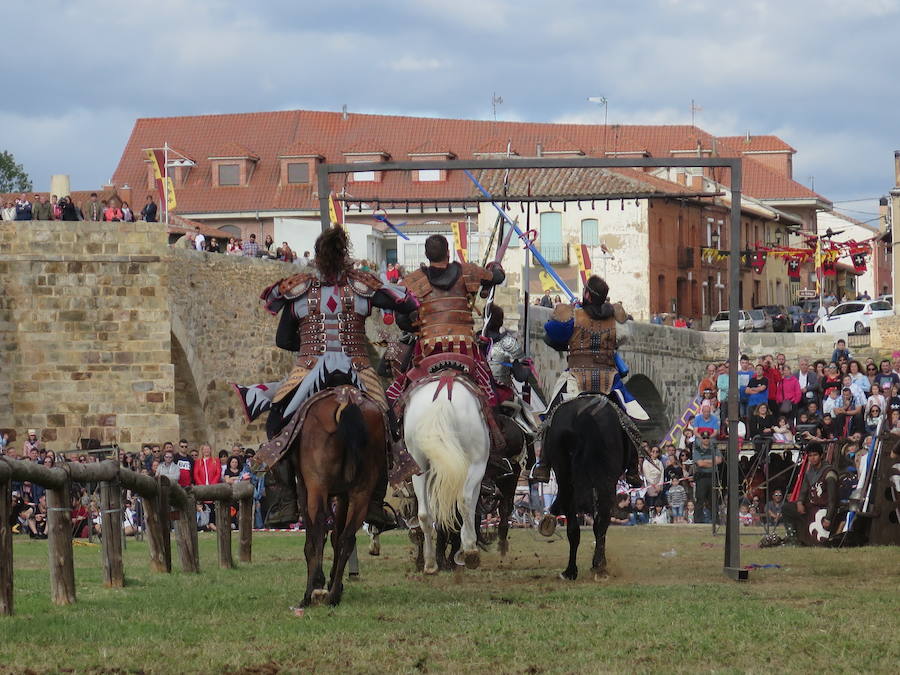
top-left (2, 525), bottom-right (898, 673)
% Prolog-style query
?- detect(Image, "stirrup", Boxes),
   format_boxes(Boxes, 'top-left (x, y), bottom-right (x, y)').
top-left (530, 464), bottom-right (551, 483)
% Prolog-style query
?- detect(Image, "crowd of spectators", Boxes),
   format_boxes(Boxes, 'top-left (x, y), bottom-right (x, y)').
top-left (3, 434), bottom-right (266, 539)
top-left (1, 193), bottom-right (159, 222)
top-left (615, 343), bottom-right (900, 527)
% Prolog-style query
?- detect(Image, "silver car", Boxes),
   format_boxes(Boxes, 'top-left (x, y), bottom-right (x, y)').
top-left (708, 310), bottom-right (753, 332)
top-left (748, 309), bottom-right (773, 332)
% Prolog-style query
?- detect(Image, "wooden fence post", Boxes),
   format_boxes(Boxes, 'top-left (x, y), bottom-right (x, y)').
top-left (215, 499), bottom-right (234, 569)
top-left (173, 490), bottom-right (200, 574)
top-left (144, 476), bottom-right (170, 573)
top-left (46, 482), bottom-right (76, 606)
top-left (99, 478), bottom-right (125, 588)
top-left (239, 496), bottom-right (253, 563)
top-left (0, 462), bottom-right (12, 615)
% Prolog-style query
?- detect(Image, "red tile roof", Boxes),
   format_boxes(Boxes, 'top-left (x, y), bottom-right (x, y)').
top-left (718, 135), bottom-right (796, 153)
top-left (208, 141), bottom-right (259, 160)
top-left (111, 110), bottom-right (825, 215)
top-left (471, 167), bottom-right (697, 198)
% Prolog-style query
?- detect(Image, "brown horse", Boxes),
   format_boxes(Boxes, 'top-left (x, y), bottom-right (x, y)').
top-left (293, 385), bottom-right (387, 608)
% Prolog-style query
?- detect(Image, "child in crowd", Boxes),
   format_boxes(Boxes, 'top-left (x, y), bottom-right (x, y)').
top-left (684, 501), bottom-right (695, 524)
top-left (772, 415), bottom-right (794, 443)
top-left (738, 502), bottom-right (753, 526)
top-left (667, 478), bottom-right (687, 523)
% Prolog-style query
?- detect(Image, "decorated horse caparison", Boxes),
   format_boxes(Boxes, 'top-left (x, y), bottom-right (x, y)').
top-left (232, 214), bottom-right (650, 607)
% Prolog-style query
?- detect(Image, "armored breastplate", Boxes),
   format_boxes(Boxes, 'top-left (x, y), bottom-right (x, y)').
top-left (405, 267), bottom-right (478, 355)
top-left (489, 333), bottom-right (522, 385)
top-left (568, 309), bottom-right (617, 369)
top-left (298, 279), bottom-right (369, 365)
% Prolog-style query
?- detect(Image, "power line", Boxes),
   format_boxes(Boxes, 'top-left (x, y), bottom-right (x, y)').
top-left (831, 197), bottom-right (883, 204)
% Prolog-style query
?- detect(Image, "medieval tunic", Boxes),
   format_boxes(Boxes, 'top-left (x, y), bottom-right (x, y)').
top-left (236, 269), bottom-right (414, 436)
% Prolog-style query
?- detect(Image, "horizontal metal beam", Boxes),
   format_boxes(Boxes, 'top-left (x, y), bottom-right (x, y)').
top-left (324, 156), bottom-right (740, 174)
top-left (336, 191), bottom-right (725, 206)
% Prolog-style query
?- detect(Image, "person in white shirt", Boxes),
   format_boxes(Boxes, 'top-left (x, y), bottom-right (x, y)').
top-left (822, 388), bottom-right (842, 416)
top-left (194, 229), bottom-right (206, 251)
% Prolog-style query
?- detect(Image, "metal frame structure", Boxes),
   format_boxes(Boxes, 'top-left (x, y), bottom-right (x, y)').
top-left (317, 156), bottom-right (749, 581)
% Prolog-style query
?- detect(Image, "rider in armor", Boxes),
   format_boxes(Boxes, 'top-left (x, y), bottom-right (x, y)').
top-left (387, 234), bottom-right (506, 443)
top-left (534, 275), bottom-right (647, 484)
top-left (232, 226), bottom-right (417, 530)
top-left (782, 443), bottom-right (839, 545)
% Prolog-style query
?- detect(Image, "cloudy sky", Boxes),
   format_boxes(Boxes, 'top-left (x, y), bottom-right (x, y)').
top-left (2, 0), bottom-right (897, 221)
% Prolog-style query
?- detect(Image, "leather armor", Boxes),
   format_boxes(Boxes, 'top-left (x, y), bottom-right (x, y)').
top-left (554, 303), bottom-right (626, 394)
top-left (402, 262), bottom-right (493, 357)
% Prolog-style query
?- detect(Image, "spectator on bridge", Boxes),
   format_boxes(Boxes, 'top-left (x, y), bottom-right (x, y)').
top-left (14, 194), bottom-right (33, 220)
top-left (83, 193), bottom-right (102, 221)
top-left (193, 227), bottom-right (206, 251)
top-left (539, 291), bottom-right (553, 308)
top-left (277, 242), bottom-right (295, 262)
top-left (103, 197), bottom-right (124, 222)
top-left (121, 201), bottom-right (135, 222)
top-left (32, 194), bottom-right (53, 220)
top-left (58, 195), bottom-right (80, 221)
top-left (263, 234), bottom-right (276, 257)
top-left (242, 233), bottom-right (260, 257)
top-left (226, 237), bottom-right (241, 255)
top-left (1, 200), bottom-right (15, 221)
top-left (141, 195), bottom-right (158, 222)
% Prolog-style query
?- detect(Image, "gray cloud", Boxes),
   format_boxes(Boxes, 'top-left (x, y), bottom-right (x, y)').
top-left (1, 0), bottom-right (897, 211)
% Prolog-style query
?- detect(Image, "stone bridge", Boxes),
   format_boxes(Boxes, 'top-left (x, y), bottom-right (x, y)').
top-left (0, 221), bottom-right (844, 452)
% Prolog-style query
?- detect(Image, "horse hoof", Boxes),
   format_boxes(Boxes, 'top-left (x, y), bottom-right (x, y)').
top-left (538, 515), bottom-right (557, 537)
top-left (311, 589), bottom-right (329, 605)
top-left (463, 550), bottom-right (481, 570)
top-left (498, 539), bottom-right (509, 558)
top-left (369, 541), bottom-right (380, 556)
top-left (424, 564), bottom-right (439, 575)
top-left (592, 569), bottom-right (609, 582)
top-left (559, 569), bottom-right (577, 581)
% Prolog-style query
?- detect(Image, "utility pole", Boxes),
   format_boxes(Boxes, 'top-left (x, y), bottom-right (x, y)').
top-left (588, 96), bottom-right (609, 150)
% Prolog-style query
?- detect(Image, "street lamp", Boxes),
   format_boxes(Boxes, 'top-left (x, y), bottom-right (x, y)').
top-left (710, 229), bottom-right (720, 249)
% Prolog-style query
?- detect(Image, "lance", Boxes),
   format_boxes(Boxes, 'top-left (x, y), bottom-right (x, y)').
top-left (464, 170), bottom-right (578, 304)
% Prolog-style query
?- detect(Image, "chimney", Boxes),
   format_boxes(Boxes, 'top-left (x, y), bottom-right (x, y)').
top-left (894, 150), bottom-right (900, 187)
top-left (880, 196), bottom-right (889, 231)
top-left (536, 142), bottom-right (543, 157)
top-left (341, 104), bottom-right (349, 121)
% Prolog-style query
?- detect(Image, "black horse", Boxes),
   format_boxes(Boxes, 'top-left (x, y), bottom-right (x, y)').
top-left (543, 396), bottom-right (631, 581)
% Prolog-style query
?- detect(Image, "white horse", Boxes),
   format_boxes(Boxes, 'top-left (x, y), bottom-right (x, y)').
top-left (404, 379), bottom-right (490, 574)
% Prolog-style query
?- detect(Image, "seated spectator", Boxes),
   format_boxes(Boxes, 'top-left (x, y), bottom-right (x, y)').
top-left (819, 413), bottom-right (837, 440)
top-left (747, 402), bottom-right (774, 439)
top-left (196, 502), bottom-right (215, 532)
top-left (772, 415), bottom-right (794, 443)
top-left (822, 388), bottom-right (842, 416)
top-left (834, 387), bottom-right (863, 436)
top-left (874, 359), bottom-right (899, 391)
top-left (830, 338), bottom-right (851, 365)
top-left (26, 494), bottom-right (48, 539)
top-left (738, 501), bottom-right (753, 526)
top-left (632, 497), bottom-right (649, 525)
top-left (650, 505), bottom-right (670, 524)
top-left (764, 490), bottom-right (785, 526)
top-left (684, 500), bottom-right (695, 524)
top-left (71, 495), bottom-right (89, 538)
top-left (864, 405), bottom-right (883, 435)
top-left (610, 493), bottom-right (634, 526)
top-left (123, 500), bottom-right (139, 536)
top-left (821, 364), bottom-right (842, 400)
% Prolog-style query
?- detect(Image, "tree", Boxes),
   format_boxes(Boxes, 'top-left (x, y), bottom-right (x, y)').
top-left (0, 151), bottom-right (32, 193)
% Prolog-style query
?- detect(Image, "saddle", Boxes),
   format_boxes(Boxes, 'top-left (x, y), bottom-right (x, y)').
top-left (252, 385), bottom-right (386, 472)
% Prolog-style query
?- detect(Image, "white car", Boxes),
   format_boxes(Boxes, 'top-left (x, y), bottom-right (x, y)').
top-left (708, 310), bottom-right (753, 332)
top-left (814, 300), bottom-right (893, 334)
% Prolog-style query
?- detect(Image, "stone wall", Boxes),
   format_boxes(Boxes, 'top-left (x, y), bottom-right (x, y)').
top-left (870, 315), bottom-right (900, 356)
top-left (0, 220), bottom-right (179, 450)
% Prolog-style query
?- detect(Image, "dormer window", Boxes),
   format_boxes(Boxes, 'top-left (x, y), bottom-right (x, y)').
top-left (208, 143), bottom-right (259, 187)
top-left (287, 162), bottom-right (310, 184)
top-left (416, 169), bottom-right (442, 182)
top-left (408, 146), bottom-right (455, 183)
top-left (343, 142), bottom-right (390, 183)
top-left (278, 143), bottom-right (323, 186)
top-left (218, 164), bottom-right (240, 186)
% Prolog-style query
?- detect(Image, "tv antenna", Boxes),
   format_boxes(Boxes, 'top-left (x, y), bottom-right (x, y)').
top-left (492, 93), bottom-right (503, 121)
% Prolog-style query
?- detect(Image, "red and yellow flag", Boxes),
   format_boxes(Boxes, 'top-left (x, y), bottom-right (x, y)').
top-left (451, 221), bottom-right (468, 263)
top-left (328, 192), bottom-right (344, 226)
top-left (145, 149), bottom-right (176, 211)
top-left (574, 243), bottom-right (592, 286)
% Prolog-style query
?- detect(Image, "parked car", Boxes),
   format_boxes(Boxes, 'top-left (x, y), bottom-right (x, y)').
top-left (878, 294), bottom-right (893, 306)
top-left (758, 304), bottom-right (789, 332)
top-left (785, 305), bottom-right (804, 332)
top-left (813, 300), bottom-right (893, 334)
top-left (708, 310), bottom-right (753, 332)
top-left (748, 308), bottom-right (773, 332)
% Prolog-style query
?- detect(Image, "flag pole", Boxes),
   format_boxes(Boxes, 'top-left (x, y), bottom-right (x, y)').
top-left (163, 142), bottom-right (170, 225)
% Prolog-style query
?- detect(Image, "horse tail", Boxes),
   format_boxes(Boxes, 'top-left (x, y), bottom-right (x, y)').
top-left (416, 398), bottom-right (468, 531)
top-left (571, 403), bottom-right (620, 513)
top-left (336, 402), bottom-right (367, 483)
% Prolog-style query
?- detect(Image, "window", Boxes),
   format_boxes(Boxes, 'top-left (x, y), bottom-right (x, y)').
top-left (218, 164), bottom-right (240, 186)
top-left (580, 218), bottom-right (600, 246)
top-left (417, 169), bottom-right (442, 182)
top-left (352, 163), bottom-right (376, 182)
top-left (870, 301), bottom-right (891, 311)
top-left (539, 212), bottom-right (565, 263)
top-left (403, 243), bottom-right (427, 266)
top-left (287, 162), bottom-right (309, 184)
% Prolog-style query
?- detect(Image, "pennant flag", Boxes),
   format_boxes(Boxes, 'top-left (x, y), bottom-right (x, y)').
top-left (451, 221), bottom-right (468, 263)
top-left (752, 249), bottom-right (767, 274)
top-left (787, 256), bottom-right (801, 281)
top-left (538, 270), bottom-right (561, 293)
top-left (574, 243), bottom-right (592, 286)
top-left (822, 250), bottom-right (837, 277)
top-left (328, 192), bottom-right (344, 226)
top-left (814, 238), bottom-right (823, 294)
top-left (145, 149), bottom-right (175, 212)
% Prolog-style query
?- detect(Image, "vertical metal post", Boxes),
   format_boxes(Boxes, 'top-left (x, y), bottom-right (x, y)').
top-left (317, 163), bottom-right (331, 233)
top-left (725, 160), bottom-right (749, 581)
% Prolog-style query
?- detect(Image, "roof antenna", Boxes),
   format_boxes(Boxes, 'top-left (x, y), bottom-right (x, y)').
top-left (341, 104), bottom-right (349, 121)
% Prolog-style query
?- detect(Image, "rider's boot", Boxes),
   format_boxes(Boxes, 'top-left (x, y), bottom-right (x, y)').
top-left (365, 465), bottom-right (397, 534)
top-left (386, 406), bottom-right (402, 442)
top-left (264, 458), bottom-right (300, 526)
top-left (530, 459), bottom-right (551, 483)
top-left (625, 444), bottom-right (643, 489)
top-left (486, 455), bottom-right (515, 480)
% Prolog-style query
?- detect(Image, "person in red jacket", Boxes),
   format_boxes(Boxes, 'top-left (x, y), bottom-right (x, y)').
top-left (776, 363), bottom-right (802, 422)
top-left (762, 355), bottom-right (782, 412)
top-left (193, 443), bottom-right (221, 486)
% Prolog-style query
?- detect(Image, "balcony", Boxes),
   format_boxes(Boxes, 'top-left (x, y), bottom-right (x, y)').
top-left (677, 247), bottom-right (694, 269)
top-left (534, 242), bottom-right (569, 265)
